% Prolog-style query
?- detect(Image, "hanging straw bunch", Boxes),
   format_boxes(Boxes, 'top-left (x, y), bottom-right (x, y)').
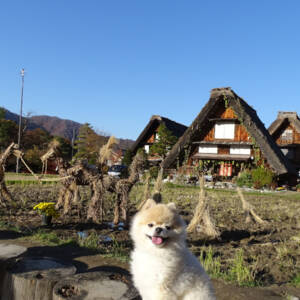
top-left (98, 136), bottom-right (118, 166)
top-left (138, 167), bottom-right (164, 210)
top-left (152, 168), bottom-right (163, 203)
top-left (128, 151), bottom-right (146, 182)
top-left (137, 172), bottom-right (151, 210)
top-left (41, 139), bottom-right (60, 163)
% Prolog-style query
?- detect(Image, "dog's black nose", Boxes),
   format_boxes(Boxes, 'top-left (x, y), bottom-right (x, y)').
top-left (155, 227), bottom-right (163, 234)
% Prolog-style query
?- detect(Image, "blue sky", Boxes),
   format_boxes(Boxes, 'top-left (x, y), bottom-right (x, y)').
top-left (1, 1), bottom-right (300, 140)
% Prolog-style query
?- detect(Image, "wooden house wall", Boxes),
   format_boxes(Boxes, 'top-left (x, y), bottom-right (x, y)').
top-left (272, 122), bottom-right (300, 167)
top-left (220, 107), bottom-right (236, 119)
top-left (295, 128), bottom-right (300, 143)
top-left (275, 124), bottom-right (300, 145)
top-left (202, 107), bottom-right (250, 142)
top-left (146, 127), bottom-right (158, 144)
top-left (218, 146), bottom-right (230, 155)
top-left (147, 134), bottom-right (155, 144)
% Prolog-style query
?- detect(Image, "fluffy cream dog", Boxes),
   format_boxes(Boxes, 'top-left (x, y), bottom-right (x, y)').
top-left (130, 199), bottom-right (216, 300)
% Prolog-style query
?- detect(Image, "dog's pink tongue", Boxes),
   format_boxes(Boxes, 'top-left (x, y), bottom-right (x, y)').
top-left (152, 236), bottom-right (163, 245)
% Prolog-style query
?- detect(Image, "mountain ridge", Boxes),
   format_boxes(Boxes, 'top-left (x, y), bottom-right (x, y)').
top-left (4, 108), bottom-right (134, 150)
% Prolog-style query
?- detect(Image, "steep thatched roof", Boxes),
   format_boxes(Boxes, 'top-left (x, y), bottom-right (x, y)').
top-left (162, 87), bottom-right (295, 175)
top-left (269, 112), bottom-right (300, 136)
top-left (131, 115), bottom-right (187, 154)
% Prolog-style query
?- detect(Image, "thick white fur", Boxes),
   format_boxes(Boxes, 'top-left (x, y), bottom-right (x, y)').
top-left (130, 200), bottom-right (216, 300)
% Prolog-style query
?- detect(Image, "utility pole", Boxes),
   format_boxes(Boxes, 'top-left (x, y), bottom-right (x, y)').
top-left (16, 68), bottom-right (25, 173)
top-left (71, 128), bottom-right (75, 158)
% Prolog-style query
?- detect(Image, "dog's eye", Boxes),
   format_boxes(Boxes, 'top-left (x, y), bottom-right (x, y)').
top-left (165, 226), bottom-right (171, 230)
top-left (148, 223), bottom-right (153, 228)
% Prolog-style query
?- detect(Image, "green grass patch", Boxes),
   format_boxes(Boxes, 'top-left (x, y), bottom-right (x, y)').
top-left (23, 229), bottom-right (75, 246)
top-left (102, 237), bottom-right (130, 262)
top-left (291, 273), bottom-right (300, 287)
top-left (0, 220), bottom-right (21, 232)
top-left (6, 180), bottom-right (58, 186)
top-left (227, 249), bottom-right (257, 287)
top-left (200, 247), bottom-right (258, 287)
top-left (5, 172), bottom-right (60, 185)
top-left (200, 246), bottom-right (223, 279)
top-left (5, 172), bottom-right (58, 178)
top-left (78, 233), bottom-right (130, 262)
top-left (77, 231), bottom-right (99, 252)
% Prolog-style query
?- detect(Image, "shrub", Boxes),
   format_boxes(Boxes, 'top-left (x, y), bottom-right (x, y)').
top-left (251, 167), bottom-right (274, 189)
top-left (149, 166), bottom-right (159, 179)
top-left (236, 170), bottom-right (253, 188)
top-left (122, 149), bottom-right (133, 167)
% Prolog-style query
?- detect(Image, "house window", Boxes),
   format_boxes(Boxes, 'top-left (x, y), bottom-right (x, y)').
top-left (215, 122), bottom-right (235, 139)
top-left (144, 145), bottom-right (150, 154)
top-left (230, 146), bottom-right (251, 155)
top-left (281, 129), bottom-right (293, 143)
top-left (198, 146), bottom-right (218, 154)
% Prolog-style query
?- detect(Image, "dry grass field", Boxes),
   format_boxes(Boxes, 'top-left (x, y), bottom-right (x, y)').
top-left (0, 182), bottom-right (300, 299)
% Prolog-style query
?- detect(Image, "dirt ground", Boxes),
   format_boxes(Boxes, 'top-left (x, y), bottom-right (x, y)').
top-left (1, 184), bottom-right (300, 299)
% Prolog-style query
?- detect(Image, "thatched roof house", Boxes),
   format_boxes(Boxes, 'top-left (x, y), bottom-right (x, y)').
top-left (131, 115), bottom-right (187, 159)
top-left (162, 88), bottom-right (295, 177)
top-left (269, 112), bottom-right (300, 172)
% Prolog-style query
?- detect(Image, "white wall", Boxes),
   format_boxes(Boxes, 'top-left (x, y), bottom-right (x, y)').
top-left (230, 146), bottom-right (251, 155)
top-left (198, 145), bottom-right (218, 154)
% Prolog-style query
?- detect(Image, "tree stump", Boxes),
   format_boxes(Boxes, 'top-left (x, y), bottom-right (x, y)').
top-left (0, 243), bottom-right (27, 295)
top-left (53, 271), bottom-right (140, 300)
top-left (0, 243), bottom-right (27, 261)
top-left (1, 257), bottom-right (76, 300)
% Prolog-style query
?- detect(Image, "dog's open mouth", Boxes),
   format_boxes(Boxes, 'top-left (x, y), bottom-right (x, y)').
top-left (147, 235), bottom-right (168, 245)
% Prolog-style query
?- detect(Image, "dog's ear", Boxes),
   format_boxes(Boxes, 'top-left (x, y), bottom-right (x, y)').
top-left (141, 198), bottom-right (157, 210)
top-left (167, 202), bottom-right (177, 211)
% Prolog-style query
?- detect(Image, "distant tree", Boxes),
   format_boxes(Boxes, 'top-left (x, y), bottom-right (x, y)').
top-left (0, 119), bottom-right (18, 151)
top-left (122, 149), bottom-right (133, 167)
top-left (0, 107), bottom-right (6, 120)
top-left (24, 146), bottom-right (44, 172)
top-left (53, 136), bottom-right (72, 160)
top-left (74, 123), bottom-right (106, 164)
top-left (22, 128), bottom-right (52, 151)
top-left (149, 123), bottom-right (178, 159)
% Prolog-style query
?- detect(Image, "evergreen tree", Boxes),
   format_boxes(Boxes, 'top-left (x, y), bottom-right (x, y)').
top-left (0, 107), bottom-right (6, 120)
top-left (122, 149), bottom-right (133, 166)
top-left (149, 123), bottom-right (178, 159)
top-left (54, 136), bottom-right (72, 160)
top-left (74, 123), bottom-right (106, 164)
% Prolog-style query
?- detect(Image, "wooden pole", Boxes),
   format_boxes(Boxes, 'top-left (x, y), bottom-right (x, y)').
top-left (16, 68), bottom-right (25, 174)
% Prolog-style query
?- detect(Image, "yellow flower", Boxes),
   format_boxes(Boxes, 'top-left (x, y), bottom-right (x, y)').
top-left (33, 202), bottom-right (59, 218)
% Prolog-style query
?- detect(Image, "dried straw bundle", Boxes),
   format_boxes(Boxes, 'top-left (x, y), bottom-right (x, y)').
top-left (187, 175), bottom-right (220, 238)
top-left (236, 187), bottom-right (267, 224)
